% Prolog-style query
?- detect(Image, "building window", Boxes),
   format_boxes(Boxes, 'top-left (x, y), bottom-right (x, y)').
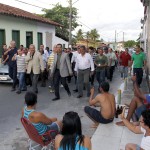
top-left (37, 32), bottom-right (43, 50)
top-left (63, 44), bottom-right (65, 49)
top-left (0, 29), bottom-right (6, 57)
top-left (12, 30), bottom-right (20, 48)
top-left (26, 32), bottom-right (33, 48)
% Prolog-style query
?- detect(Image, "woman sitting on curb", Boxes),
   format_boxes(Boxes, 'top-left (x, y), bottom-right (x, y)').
top-left (55, 111), bottom-right (91, 150)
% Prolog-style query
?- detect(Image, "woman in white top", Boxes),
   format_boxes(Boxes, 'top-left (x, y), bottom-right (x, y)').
top-left (120, 108), bottom-right (150, 150)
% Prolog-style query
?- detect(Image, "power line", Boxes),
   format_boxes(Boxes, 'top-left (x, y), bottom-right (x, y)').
top-left (14, 0), bottom-right (93, 32)
top-left (35, 0), bottom-right (53, 6)
top-left (72, 0), bottom-right (79, 5)
top-left (77, 20), bottom-right (92, 30)
top-left (13, 0), bottom-right (102, 38)
top-left (14, 0), bottom-right (46, 9)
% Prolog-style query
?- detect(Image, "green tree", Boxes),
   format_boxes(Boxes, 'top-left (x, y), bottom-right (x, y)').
top-left (72, 35), bottom-right (77, 46)
top-left (76, 29), bottom-right (84, 41)
top-left (42, 3), bottom-right (79, 41)
top-left (124, 40), bottom-right (136, 48)
top-left (88, 29), bottom-right (100, 47)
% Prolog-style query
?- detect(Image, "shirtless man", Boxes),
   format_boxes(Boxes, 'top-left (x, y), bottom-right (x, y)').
top-left (116, 75), bottom-right (148, 126)
top-left (84, 81), bottom-right (116, 128)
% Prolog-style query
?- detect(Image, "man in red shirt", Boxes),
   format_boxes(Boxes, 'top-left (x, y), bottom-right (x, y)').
top-left (119, 48), bottom-right (131, 79)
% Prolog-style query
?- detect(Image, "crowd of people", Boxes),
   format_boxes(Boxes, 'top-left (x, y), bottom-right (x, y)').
top-left (2, 41), bottom-right (145, 96)
top-left (1, 40), bottom-right (150, 150)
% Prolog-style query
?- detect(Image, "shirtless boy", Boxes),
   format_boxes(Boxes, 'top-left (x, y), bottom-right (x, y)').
top-left (84, 81), bottom-right (116, 128)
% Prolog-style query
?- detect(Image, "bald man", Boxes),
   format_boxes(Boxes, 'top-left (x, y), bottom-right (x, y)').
top-left (4, 41), bottom-right (18, 91)
top-left (25, 44), bottom-right (44, 93)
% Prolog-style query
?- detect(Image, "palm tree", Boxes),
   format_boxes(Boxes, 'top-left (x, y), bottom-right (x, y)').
top-left (76, 29), bottom-right (84, 42)
top-left (85, 31), bottom-right (90, 47)
top-left (89, 29), bottom-right (100, 47)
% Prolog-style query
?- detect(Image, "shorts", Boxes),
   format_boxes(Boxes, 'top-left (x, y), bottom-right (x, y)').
top-left (135, 105), bottom-right (147, 119)
top-left (47, 122), bottom-right (60, 132)
top-left (136, 145), bottom-right (140, 150)
top-left (43, 122), bottom-right (60, 140)
top-left (84, 106), bottom-right (113, 124)
top-left (145, 94), bottom-right (150, 103)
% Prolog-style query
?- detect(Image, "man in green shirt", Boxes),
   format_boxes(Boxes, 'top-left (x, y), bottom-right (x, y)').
top-left (130, 45), bottom-right (146, 86)
top-left (95, 47), bottom-right (108, 91)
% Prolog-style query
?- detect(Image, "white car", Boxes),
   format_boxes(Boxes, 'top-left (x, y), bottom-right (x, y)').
top-left (0, 64), bottom-right (13, 83)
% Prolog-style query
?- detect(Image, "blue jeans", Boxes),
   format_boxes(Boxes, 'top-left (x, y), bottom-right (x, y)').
top-left (17, 72), bottom-right (26, 91)
top-left (96, 69), bottom-right (105, 87)
top-left (9, 65), bottom-right (17, 88)
top-left (120, 66), bottom-right (128, 78)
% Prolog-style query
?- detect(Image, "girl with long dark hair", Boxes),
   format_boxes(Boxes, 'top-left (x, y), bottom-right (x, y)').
top-left (55, 111), bottom-right (91, 150)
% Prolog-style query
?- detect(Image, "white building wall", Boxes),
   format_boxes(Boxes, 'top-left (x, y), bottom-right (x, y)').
top-left (53, 36), bottom-right (68, 48)
top-left (0, 15), bottom-right (57, 50)
top-left (0, 15), bottom-right (37, 48)
top-left (37, 22), bottom-right (55, 50)
top-left (0, 14), bottom-right (68, 52)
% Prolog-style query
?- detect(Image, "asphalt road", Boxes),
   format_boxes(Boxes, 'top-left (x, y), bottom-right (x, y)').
top-left (0, 69), bottom-right (123, 149)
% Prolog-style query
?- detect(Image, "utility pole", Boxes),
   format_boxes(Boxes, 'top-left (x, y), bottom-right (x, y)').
top-left (69, 0), bottom-right (72, 47)
top-left (115, 30), bottom-right (117, 50)
top-left (123, 32), bottom-right (124, 47)
top-left (115, 30), bottom-right (117, 43)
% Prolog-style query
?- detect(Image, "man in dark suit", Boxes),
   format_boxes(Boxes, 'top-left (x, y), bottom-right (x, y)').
top-left (51, 44), bottom-right (73, 101)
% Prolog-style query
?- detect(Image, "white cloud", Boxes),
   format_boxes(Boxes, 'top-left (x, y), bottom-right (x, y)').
top-left (0, 0), bottom-right (144, 41)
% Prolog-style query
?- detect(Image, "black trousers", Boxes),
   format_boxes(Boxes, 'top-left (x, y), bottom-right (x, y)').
top-left (90, 71), bottom-right (95, 86)
top-left (9, 65), bottom-right (17, 88)
top-left (41, 69), bottom-right (47, 85)
top-left (72, 62), bottom-right (77, 84)
top-left (25, 73), bottom-right (32, 86)
top-left (54, 69), bottom-right (70, 98)
top-left (109, 66), bottom-right (115, 81)
top-left (133, 68), bottom-right (143, 86)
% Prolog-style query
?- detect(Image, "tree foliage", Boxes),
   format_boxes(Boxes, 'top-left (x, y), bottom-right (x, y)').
top-left (75, 28), bottom-right (100, 47)
top-left (76, 29), bottom-right (84, 41)
top-left (88, 29), bottom-right (100, 41)
top-left (124, 40), bottom-right (137, 48)
top-left (42, 3), bottom-right (79, 41)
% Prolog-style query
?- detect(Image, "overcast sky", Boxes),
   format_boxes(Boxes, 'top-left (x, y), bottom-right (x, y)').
top-left (0, 0), bottom-right (144, 42)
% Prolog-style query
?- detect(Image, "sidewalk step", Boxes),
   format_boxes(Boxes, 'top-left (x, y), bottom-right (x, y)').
top-left (91, 119), bottom-right (142, 150)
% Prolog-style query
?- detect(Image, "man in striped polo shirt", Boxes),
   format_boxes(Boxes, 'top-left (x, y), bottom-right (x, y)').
top-left (47, 45), bottom-right (57, 93)
top-left (12, 49), bottom-right (27, 94)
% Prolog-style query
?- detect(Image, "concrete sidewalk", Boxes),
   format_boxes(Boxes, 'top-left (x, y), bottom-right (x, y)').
top-left (91, 75), bottom-right (149, 150)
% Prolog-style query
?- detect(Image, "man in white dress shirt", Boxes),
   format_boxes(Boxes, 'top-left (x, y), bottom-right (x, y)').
top-left (75, 45), bottom-right (94, 98)
top-left (71, 47), bottom-right (80, 92)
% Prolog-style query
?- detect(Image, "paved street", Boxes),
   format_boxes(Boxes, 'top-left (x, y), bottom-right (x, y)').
top-left (0, 69), bottom-right (123, 150)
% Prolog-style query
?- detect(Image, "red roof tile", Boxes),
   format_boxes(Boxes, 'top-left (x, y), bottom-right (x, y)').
top-left (0, 3), bottom-right (62, 26)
